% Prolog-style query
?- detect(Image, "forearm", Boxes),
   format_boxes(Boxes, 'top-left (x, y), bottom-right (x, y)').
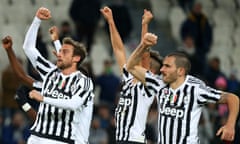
top-left (23, 17), bottom-right (41, 66)
top-left (5, 48), bottom-right (34, 88)
top-left (226, 93), bottom-right (239, 126)
top-left (43, 96), bottom-right (84, 110)
top-left (126, 42), bottom-right (148, 70)
top-left (141, 23), bottom-right (148, 41)
top-left (26, 108), bottom-right (37, 122)
top-left (108, 19), bottom-right (126, 69)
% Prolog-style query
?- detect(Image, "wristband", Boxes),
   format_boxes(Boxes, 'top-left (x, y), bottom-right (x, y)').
top-left (22, 103), bottom-right (32, 112)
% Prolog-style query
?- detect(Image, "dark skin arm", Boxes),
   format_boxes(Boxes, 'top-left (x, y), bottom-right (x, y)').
top-left (2, 36), bottom-right (34, 88)
top-left (2, 36), bottom-right (37, 122)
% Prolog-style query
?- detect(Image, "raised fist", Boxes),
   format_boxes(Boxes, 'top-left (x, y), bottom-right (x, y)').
top-left (142, 33), bottom-right (158, 48)
top-left (1, 36), bottom-right (13, 50)
top-left (142, 9), bottom-right (153, 25)
top-left (36, 7), bottom-right (51, 20)
top-left (49, 26), bottom-right (59, 41)
top-left (100, 6), bottom-right (113, 22)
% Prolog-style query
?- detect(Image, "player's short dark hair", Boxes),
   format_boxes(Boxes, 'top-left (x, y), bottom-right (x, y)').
top-left (166, 51), bottom-right (191, 75)
top-left (150, 50), bottom-right (163, 74)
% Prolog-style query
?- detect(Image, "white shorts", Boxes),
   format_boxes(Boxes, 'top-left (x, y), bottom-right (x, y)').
top-left (27, 135), bottom-right (68, 144)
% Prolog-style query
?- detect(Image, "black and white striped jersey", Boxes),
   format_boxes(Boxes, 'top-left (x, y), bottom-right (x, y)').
top-left (145, 72), bottom-right (222, 144)
top-left (23, 17), bottom-right (94, 144)
top-left (115, 67), bottom-right (156, 143)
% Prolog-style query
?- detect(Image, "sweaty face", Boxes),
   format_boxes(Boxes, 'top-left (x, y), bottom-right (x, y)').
top-left (160, 56), bottom-right (178, 84)
top-left (57, 44), bottom-right (75, 70)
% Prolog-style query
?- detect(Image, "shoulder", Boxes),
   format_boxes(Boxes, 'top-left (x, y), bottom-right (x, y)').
top-left (186, 75), bottom-right (209, 90)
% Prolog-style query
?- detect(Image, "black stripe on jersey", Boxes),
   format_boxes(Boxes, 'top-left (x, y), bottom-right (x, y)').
top-left (182, 86), bottom-right (195, 144)
top-left (52, 107), bottom-right (59, 135)
top-left (79, 90), bottom-right (87, 98)
top-left (146, 77), bottom-right (159, 86)
top-left (36, 65), bottom-right (48, 76)
top-left (126, 86), bottom-right (138, 140)
top-left (176, 117), bottom-right (182, 144)
top-left (169, 117), bottom-right (174, 144)
top-left (176, 85), bottom-right (189, 144)
top-left (197, 99), bottom-right (207, 105)
top-left (83, 93), bottom-right (91, 106)
top-left (116, 107), bottom-right (122, 139)
top-left (43, 69), bottom-right (58, 91)
top-left (187, 77), bottom-right (202, 84)
top-left (123, 68), bottom-right (129, 78)
top-left (38, 104), bottom-right (47, 133)
top-left (67, 111), bottom-right (74, 139)
top-left (144, 85), bottom-right (152, 98)
top-left (209, 89), bottom-right (222, 95)
top-left (37, 56), bottom-right (51, 68)
top-left (200, 94), bottom-right (219, 102)
top-left (45, 105), bottom-right (52, 134)
top-left (60, 110), bottom-right (66, 138)
top-left (163, 117), bottom-right (167, 144)
top-left (69, 75), bottom-right (78, 93)
top-left (175, 90), bottom-right (181, 106)
top-left (122, 102), bottom-right (130, 140)
top-left (63, 77), bottom-right (70, 89)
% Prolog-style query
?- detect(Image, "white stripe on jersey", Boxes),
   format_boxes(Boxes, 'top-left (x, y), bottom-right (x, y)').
top-left (145, 74), bottom-right (222, 144)
top-left (115, 68), bottom-right (155, 143)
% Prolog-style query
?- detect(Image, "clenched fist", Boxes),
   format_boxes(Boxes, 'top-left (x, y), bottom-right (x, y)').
top-left (36, 7), bottom-right (51, 20)
top-left (2, 36), bottom-right (13, 50)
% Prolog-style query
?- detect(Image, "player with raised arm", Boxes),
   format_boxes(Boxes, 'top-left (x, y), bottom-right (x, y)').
top-left (126, 33), bottom-right (239, 143)
top-left (101, 6), bottom-right (161, 144)
top-left (23, 7), bottom-right (94, 144)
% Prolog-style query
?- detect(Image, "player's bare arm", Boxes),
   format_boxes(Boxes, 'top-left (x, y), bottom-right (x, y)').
top-left (100, 6), bottom-right (127, 72)
top-left (216, 92), bottom-right (239, 141)
top-left (2, 36), bottom-right (34, 88)
top-left (126, 33), bottom-right (157, 83)
top-left (141, 9), bottom-right (153, 40)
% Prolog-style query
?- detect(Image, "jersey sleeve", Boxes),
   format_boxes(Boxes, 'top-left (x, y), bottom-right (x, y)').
top-left (53, 40), bottom-right (61, 53)
top-left (32, 81), bottom-right (43, 92)
top-left (196, 82), bottom-right (222, 105)
top-left (145, 71), bottom-right (165, 97)
top-left (43, 77), bottom-right (94, 110)
top-left (122, 65), bottom-right (134, 82)
top-left (23, 17), bottom-right (56, 79)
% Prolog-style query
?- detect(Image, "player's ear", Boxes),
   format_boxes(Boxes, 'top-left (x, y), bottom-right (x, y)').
top-left (73, 55), bottom-right (81, 63)
top-left (177, 67), bottom-right (185, 76)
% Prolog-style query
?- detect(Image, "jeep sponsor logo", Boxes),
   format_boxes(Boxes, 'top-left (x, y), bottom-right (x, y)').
top-left (119, 97), bottom-right (132, 106)
top-left (159, 105), bottom-right (184, 119)
top-left (45, 89), bottom-right (70, 99)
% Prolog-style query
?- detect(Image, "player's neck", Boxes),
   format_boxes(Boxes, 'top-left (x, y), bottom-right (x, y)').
top-left (61, 66), bottom-right (78, 75)
top-left (170, 76), bottom-right (186, 90)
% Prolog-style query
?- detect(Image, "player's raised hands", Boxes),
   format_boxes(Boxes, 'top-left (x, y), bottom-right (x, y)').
top-left (100, 6), bottom-right (114, 23)
top-left (142, 33), bottom-right (158, 48)
top-left (2, 36), bottom-right (13, 50)
top-left (49, 26), bottom-right (59, 41)
top-left (142, 9), bottom-right (153, 25)
top-left (36, 7), bottom-right (51, 20)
